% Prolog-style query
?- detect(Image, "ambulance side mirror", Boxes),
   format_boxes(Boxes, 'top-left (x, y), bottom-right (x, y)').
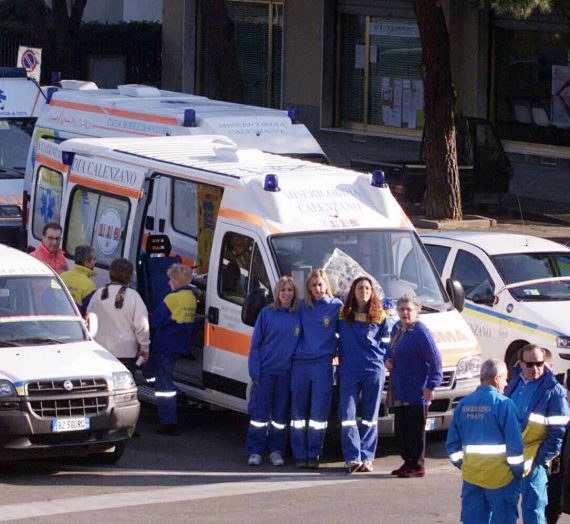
top-left (242, 288), bottom-right (268, 327)
top-left (446, 278), bottom-right (465, 313)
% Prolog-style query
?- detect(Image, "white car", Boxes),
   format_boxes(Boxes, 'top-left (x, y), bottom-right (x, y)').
top-left (421, 231), bottom-right (570, 382)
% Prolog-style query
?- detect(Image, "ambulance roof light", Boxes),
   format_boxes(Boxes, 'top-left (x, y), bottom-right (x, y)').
top-left (287, 106), bottom-right (299, 123)
top-left (184, 109), bottom-right (197, 127)
top-left (62, 151), bottom-right (75, 166)
top-left (46, 87), bottom-right (59, 103)
top-left (264, 174), bottom-right (280, 192)
top-left (371, 170), bottom-right (387, 188)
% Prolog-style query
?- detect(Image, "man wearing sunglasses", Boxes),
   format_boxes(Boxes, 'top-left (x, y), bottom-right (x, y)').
top-left (505, 344), bottom-right (570, 524)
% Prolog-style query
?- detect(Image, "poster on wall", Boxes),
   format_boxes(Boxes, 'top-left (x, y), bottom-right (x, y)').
top-left (381, 77), bottom-right (423, 129)
top-left (551, 65), bottom-right (570, 127)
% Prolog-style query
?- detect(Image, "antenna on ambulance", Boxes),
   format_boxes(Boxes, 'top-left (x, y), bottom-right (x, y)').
top-left (516, 195), bottom-right (529, 247)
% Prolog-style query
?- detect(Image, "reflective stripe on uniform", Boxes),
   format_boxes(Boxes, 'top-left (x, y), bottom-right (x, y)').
top-left (465, 444), bottom-right (507, 454)
top-left (271, 421), bottom-right (286, 430)
top-left (547, 415), bottom-right (570, 426)
top-left (291, 419), bottom-right (306, 429)
top-left (507, 454), bottom-right (524, 465)
top-left (528, 413), bottom-right (547, 425)
top-left (308, 420), bottom-right (328, 430)
top-left (249, 420), bottom-right (269, 428)
top-left (361, 420), bottom-right (377, 427)
top-left (341, 420), bottom-right (357, 427)
top-left (449, 450), bottom-right (464, 462)
top-left (155, 391), bottom-right (177, 398)
top-left (524, 458), bottom-right (534, 472)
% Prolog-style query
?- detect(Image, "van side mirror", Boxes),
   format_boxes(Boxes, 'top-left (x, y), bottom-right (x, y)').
top-left (446, 279), bottom-right (465, 313)
top-left (241, 288), bottom-right (268, 327)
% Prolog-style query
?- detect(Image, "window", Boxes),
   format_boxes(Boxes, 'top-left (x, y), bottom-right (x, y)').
top-left (337, 16), bottom-right (424, 131)
top-left (172, 179), bottom-right (198, 238)
top-left (424, 244), bottom-right (451, 275)
top-left (64, 188), bottom-right (130, 267)
top-left (32, 167), bottom-right (63, 240)
top-left (451, 250), bottom-right (494, 302)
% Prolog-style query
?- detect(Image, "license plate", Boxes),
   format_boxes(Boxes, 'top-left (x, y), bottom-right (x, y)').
top-left (51, 417), bottom-right (90, 433)
top-left (425, 418), bottom-right (436, 431)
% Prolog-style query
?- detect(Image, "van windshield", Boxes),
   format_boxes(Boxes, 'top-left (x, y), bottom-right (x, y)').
top-left (0, 276), bottom-right (87, 346)
top-left (270, 229), bottom-right (449, 310)
top-left (492, 252), bottom-right (570, 301)
top-left (0, 118), bottom-right (35, 175)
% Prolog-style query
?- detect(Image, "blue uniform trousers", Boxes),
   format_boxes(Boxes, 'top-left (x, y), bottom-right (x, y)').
top-left (246, 373), bottom-right (290, 455)
top-left (143, 352), bottom-right (179, 425)
top-left (521, 465), bottom-right (548, 524)
top-left (461, 478), bottom-right (520, 524)
top-left (339, 369), bottom-right (384, 462)
top-left (290, 360), bottom-right (333, 460)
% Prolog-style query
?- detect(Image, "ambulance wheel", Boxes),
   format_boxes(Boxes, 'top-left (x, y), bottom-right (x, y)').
top-left (87, 441), bottom-right (127, 465)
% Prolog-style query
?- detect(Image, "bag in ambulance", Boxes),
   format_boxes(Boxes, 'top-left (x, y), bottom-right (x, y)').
top-left (24, 81), bottom-right (325, 252)
top-left (53, 134), bottom-right (481, 435)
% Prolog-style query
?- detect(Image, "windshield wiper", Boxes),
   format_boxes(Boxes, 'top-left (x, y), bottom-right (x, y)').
top-left (421, 304), bottom-right (440, 313)
top-left (9, 337), bottom-right (63, 345)
top-left (0, 340), bottom-right (21, 347)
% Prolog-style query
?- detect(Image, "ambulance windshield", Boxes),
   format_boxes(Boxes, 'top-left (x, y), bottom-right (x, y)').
top-left (0, 118), bottom-right (35, 176)
top-left (270, 229), bottom-right (449, 309)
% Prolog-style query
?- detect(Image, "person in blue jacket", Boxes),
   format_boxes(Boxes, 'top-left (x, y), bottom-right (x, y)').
top-left (505, 344), bottom-right (570, 524)
top-left (290, 268), bottom-right (342, 469)
top-left (386, 293), bottom-right (442, 478)
top-left (145, 264), bottom-right (197, 436)
top-left (447, 358), bottom-right (524, 524)
top-left (247, 276), bottom-right (301, 467)
top-left (338, 276), bottom-right (389, 473)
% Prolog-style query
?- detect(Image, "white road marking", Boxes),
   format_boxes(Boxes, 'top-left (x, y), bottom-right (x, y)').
top-left (0, 475), bottom-right (363, 521)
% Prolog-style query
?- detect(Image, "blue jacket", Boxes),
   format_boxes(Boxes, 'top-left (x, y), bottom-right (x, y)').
top-left (338, 308), bottom-right (389, 374)
top-left (248, 305), bottom-right (301, 383)
top-left (294, 296), bottom-right (342, 362)
top-left (152, 285), bottom-right (196, 357)
top-left (505, 366), bottom-right (570, 473)
top-left (447, 385), bottom-right (524, 489)
top-left (390, 320), bottom-right (442, 405)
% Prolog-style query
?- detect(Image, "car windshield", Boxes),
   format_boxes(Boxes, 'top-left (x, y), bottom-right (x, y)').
top-left (270, 229), bottom-right (449, 310)
top-left (492, 252), bottom-right (570, 301)
top-left (0, 118), bottom-right (35, 175)
top-left (0, 275), bottom-right (87, 346)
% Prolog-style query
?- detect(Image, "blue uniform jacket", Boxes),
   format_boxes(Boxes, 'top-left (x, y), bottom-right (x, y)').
top-left (338, 309), bottom-right (389, 374)
top-left (447, 385), bottom-right (524, 489)
top-left (294, 296), bottom-right (342, 363)
top-left (248, 305), bottom-right (301, 383)
top-left (152, 285), bottom-right (197, 357)
top-left (390, 320), bottom-right (443, 405)
top-left (505, 366), bottom-right (570, 470)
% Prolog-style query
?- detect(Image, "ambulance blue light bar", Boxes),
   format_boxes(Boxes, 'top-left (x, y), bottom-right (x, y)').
top-left (183, 109), bottom-right (197, 127)
top-left (371, 170), bottom-right (387, 188)
top-left (46, 87), bottom-right (59, 103)
top-left (264, 174), bottom-right (280, 192)
top-left (62, 151), bottom-right (75, 166)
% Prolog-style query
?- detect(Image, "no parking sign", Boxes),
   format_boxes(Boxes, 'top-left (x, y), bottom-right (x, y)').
top-left (17, 46), bottom-right (42, 82)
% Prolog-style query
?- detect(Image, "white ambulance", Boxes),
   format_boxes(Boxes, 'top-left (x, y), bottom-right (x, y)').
top-left (0, 244), bottom-right (139, 462)
top-left (37, 134), bottom-right (481, 435)
top-left (23, 81), bottom-right (325, 249)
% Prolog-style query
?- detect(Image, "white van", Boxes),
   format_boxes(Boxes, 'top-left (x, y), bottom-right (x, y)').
top-left (43, 134), bottom-right (481, 435)
top-left (422, 231), bottom-right (570, 382)
top-left (0, 244), bottom-right (139, 462)
top-left (23, 81), bottom-right (325, 249)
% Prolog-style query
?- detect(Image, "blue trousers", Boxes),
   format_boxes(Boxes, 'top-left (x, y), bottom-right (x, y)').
top-left (461, 478), bottom-right (520, 524)
top-left (290, 360), bottom-right (333, 460)
top-left (521, 465), bottom-right (548, 524)
top-left (143, 352), bottom-right (179, 425)
top-left (339, 369), bottom-right (384, 462)
top-left (246, 373), bottom-right (290, 455)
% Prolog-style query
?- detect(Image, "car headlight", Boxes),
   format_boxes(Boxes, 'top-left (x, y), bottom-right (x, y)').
top-left (557, 336), bottom-right (570, 349)
top-left (112, 371), bottom-right (135, 391)
top-left (0, 380), bottom-right (17, 397)
top-left (456, 355), bottom-right (482, 380)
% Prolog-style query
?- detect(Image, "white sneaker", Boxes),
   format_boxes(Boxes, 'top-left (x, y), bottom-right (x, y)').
top-left (248, 453), bottom-right (262, 466)
top-left (270, 451), bottom-right (285, 466)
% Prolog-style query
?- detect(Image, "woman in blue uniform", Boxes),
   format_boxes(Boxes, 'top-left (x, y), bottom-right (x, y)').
top-left (338, 276), bottom-right (389, 473)
top-left (247, 276), bottom-right (301, 466)
top-left (290, 269), bottom-right (343, 469)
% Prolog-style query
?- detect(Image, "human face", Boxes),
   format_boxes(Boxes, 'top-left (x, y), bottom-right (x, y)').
top-left (495, 373), bottom-right (508, 394)
top-left (354, 280), bottom-right (372, 309)
top-left (520, 347), bottom-right (545, 382)
top-left (278, 283), bottom-right (295, 308)
top-left (398, 301), bottom-right (418, 327)
top-left (309, 276), bottom-right (327, 301)
top-left (42, 227), bottom-right (62, 254)
top-left (85, 255), bottom-right (97, 270)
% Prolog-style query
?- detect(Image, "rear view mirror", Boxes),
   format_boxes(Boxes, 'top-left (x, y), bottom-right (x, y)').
top-left (241, 288), bottom-right (269, 327)
top-left (446, 279), bottom-right (465, 313)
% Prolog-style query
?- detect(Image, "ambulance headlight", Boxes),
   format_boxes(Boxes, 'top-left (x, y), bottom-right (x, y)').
top-left (455, 355), bottom-right (482, 380)
top-left (112, 371), bottom-right (136, 391)
top-left (0, 380), bottom-right (17, 397)
top-left (557, 336), bottom-right (570, 348)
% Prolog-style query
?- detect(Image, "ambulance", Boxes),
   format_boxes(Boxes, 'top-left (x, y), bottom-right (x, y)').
top-left (0, 67), bottom-right (46, 247)
top-left (23, 81), bottom-right (325, 249)
top-left (36, 134), bottom-right (481, 434)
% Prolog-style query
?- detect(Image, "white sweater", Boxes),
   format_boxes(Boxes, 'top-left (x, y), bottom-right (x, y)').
top-left (87, 284), bottom-right (150, 358)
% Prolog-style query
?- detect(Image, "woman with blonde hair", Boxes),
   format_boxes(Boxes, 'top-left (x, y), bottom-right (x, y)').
top-left (247, 276), bottom-right (301, 466)
top-left (290, 269), bottom-right (342, 468)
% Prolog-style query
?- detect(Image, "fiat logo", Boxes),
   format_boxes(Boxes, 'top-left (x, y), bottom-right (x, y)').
top-left (63, 380), bottom-right (74, 392)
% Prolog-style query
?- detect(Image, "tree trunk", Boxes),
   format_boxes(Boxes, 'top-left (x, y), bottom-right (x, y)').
top-left (413, 0), bottom-right (462, 220)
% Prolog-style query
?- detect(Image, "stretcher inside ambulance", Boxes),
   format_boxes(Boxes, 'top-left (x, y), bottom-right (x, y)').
top-left (44, 135), bottom-right (481, 435)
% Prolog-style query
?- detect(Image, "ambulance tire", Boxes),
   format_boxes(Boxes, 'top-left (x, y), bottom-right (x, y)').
top-left (505, 340), bottom-right (528, 376)
top-left (86, 441), bottom-right (127, 465)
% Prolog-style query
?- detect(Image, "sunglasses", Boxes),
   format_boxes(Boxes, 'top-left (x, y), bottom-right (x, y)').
top-left (521, 361), bottom-right (544, 369)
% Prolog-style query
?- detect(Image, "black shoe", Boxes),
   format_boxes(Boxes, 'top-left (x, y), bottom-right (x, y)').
top-left (307, 457), bottom-right (320, 469)
top-left (156, 424), bottom-right (181, 436)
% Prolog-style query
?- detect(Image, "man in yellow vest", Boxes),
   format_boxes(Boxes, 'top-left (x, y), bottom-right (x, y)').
top-left (60, 245), bottom-right (97, 317)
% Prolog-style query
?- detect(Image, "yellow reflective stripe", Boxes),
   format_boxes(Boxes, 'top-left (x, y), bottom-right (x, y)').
top-left (341, 420), bottom-right (357, 427)
top-left (548, 415), bottom-right (570, 426)
top-left (465, 444), bottom-right (507, 454)
top-left (528, 413), bottom-right (547, 425)
top-left (449, 451), bottom-right (464, 462)
top-left (308, 420), bottom-right (328, 430)
top-left (507, 455), bottom-right (524, 465)
top-left (291, 419), bottom-right (306, 429)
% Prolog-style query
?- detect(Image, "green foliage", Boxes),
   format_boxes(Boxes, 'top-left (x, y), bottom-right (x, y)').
top-left (477, 0), bottom-right (553, 17)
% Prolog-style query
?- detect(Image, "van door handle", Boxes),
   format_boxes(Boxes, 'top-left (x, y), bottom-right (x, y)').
top-left (208, 307), bottom-right (219, 324)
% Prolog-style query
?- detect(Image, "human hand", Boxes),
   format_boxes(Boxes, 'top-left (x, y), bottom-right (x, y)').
top-left (385, 358), bottom-right (393, 371)
top-left (422, 388), bottom-right (434, 403)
